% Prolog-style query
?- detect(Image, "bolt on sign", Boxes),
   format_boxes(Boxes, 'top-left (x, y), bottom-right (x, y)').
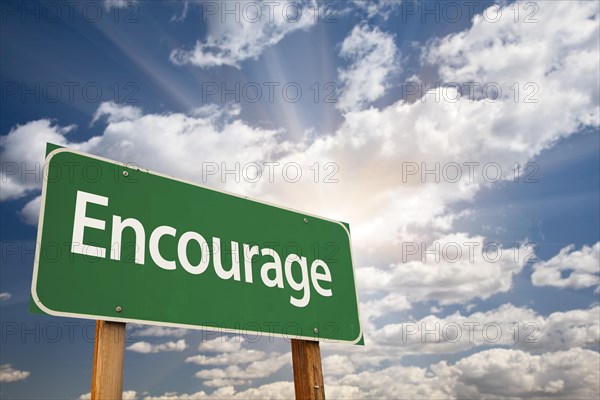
top-left (31, 144), bottom-right (363, 345)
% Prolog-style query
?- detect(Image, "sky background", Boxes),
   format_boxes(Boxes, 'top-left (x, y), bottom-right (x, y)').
top-left (1, 0), bottom-right (599, 398)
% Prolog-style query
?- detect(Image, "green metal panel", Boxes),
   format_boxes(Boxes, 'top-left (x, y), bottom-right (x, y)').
top-left (31, 145), bottom-right (362, 345)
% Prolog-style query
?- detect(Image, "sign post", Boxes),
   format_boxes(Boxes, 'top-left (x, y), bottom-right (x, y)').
top-left (292, 339), bottom-right (325, 400)
top-left (91, 321), bottom-right (126, 399)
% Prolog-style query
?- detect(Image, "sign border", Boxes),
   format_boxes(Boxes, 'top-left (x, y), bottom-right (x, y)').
top-left (31, 147), bottom-right (363, 345)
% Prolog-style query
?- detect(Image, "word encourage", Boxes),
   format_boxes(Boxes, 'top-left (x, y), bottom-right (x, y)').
top-left (70, 190), bottom-right (333, 308)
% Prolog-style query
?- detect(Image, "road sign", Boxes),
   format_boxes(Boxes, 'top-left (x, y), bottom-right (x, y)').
top-left (31, 144), bottom-right (362, 344)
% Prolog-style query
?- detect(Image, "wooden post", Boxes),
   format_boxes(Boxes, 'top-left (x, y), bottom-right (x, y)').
top-left (291, 339), bottom-right (325, 400)
top-left (91, 321), bottom-right (126, 400)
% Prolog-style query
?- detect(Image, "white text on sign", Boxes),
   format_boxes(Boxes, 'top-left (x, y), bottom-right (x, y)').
top-left (70, 190), bottom-right (333, 308)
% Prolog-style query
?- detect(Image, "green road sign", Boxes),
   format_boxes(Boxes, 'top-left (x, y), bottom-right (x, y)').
top-left (31, 145), bottom-right (362, 344)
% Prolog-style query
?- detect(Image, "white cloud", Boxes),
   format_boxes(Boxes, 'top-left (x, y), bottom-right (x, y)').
top-left (425, 1), bottom-right (599, 136)
top-left (532, 242), bottom-right (600, 291)
top-left (126, 339), bottom-right (187, 354)
top-left (197, 337), bottom-right (245, 353)
top-left (371, 304), bottom-right (599, 355)
top-left (525, 306), bottom-right (600, 352)
top-left (337, 25), bottom-right (399, 111)
top-left (0, 292), bottom-right (11, 301)
top-left (328, 362), bottom-right (453, 399)
top-left (132, 325), bottom-right (189, 338)
top-left (0, 364), bottom-right (30, 382)
top-left (143, 382), bottom-right (293, 400)
top-left (328, 347), bottom-right (600, 399)
top-left (0, 120), bottom-right (72, 201)
top-left (1, 102), bottom-right (283, 216)
top-left (18, 195), bottom-right (41, 225)
top-left (92, 101), bottom-right (143, 125)
top-left (129, 347), bottom-right (600, 399)
top-left (451, 347), bottom-right (599, 399)
top-left (358, 233), bottom-right (529, 307)
top-left (360, 292), bottom-right (411, 326)
top-left (170, 1), bottom-right (316, 68)
top-left (352, 0), bottom-right (400, 20)
top-left (322, 303), bottom-right (598, 374)
top-left (194, 352), bottom-right (291, 382)
top-left (124, 391), bottom-right (138, 400)
top-left (203, 379), bottom-right (249, 388)
top-left (322, 354), bottom-right (356, 376)
top-left (104, 0), bottom-right (137, 11)
top-left (186, 349), bottom-right (267, 366)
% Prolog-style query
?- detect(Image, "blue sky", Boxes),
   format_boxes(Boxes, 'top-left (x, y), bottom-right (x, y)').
top-left (1, 1), bottom-right (599, 398)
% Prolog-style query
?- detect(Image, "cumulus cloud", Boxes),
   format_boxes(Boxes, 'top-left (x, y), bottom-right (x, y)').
top-left (194, 352), bottom-right (291, 386)
top-left (328, 362), bottom-right (453, 399)
top-left (371, 304), bottom-right (599, 355)
top-left (197, 337), bottom-right (245, 353)
top-left (0, 292), bottom-right (11, 301)
top-left (195, 353), bottom-right (290, 380)
top-left (0, 364), bottom-right (30, 382)
top-left (103, 0), bottom-right (137, 11)
top-left (337, 25), bottom-right (399, 111)
top-left (329, 347), bottom-right (600, 399)
top-left (451, 347), bottom-right (599, 399)
top-left (425, 1), bottom-right (599, 134)
top-left (87, 347), bottom-right (599, 399)
top-left (143, 382), bottom-right (293, 400)
top-left (186, 349), bottom-right (267, 366)
top-left (360, 292), bottom-right (411, 323)
top-left (126, 339), bottom-right (188, 354)
top-left (320, 302), bottom-right (599, 376)
top-left (131, 325), bottom-right (189, 338)
top-left (203, 379), bottom-right (249, 388)
top-left (18, 195), bottom-right (41, 225)
top-left (267, 0), bottom-right (598, 264)
top-left (0, 120), bottom-right (72, 201)
top-left (1, 102), bottom-right (283, 215)
top-left (170, 1), bottom-right (316, 68)
top-left (525, 306), bottom-right (600, 353)
top-left (92, 101), bottom-right (143, 125)
top-left (322, 354), bottom-right (356, 376)
top-left (358, 233), bottom-right (530, 307)
top-left (352, 0), bottom-right (401, 20)
top-left (532, 242), bottom-right (600, 291)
